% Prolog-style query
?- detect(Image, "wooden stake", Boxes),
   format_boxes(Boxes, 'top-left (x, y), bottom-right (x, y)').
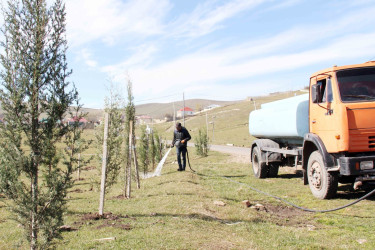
top-left (99, 113), bottom-right (109, 216)
top-left (77, 153), bottom-right (81, 180)
top-left (126, 122), bottom-right (133, 198)
top-left (132, 135), bottom-right (140, 189)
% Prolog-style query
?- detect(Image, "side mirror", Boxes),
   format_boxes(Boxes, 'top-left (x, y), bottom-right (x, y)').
top-left (311, 84), bottom-right (321, 103)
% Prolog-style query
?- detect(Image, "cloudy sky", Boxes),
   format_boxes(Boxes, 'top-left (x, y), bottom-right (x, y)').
top-left (30, 0), bottom-right (375, 107)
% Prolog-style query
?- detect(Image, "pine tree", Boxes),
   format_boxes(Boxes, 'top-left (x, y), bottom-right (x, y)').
top-left (195, 128), bottom-right (210, 157)
top-left (138, 126), bottom-right (149, 175)
top-left (154, 130), bottom-right (164, 163)
top-left (149, 130), bottom-right (156, 170)
top-left (95, 84), bottom-right (125, 190)
top-left (124, 78), bottom-right (136, 198)
top-left (0, 0), bottom-right (81, 248)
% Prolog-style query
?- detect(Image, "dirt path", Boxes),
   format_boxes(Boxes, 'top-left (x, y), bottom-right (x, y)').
top-left (166, 140), bottom-right (251, 163)
top-left (209, 144), bottom-right (250, 163)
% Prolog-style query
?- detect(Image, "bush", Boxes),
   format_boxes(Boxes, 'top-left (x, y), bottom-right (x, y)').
top-left (195, 128), bottom-right (210, 157)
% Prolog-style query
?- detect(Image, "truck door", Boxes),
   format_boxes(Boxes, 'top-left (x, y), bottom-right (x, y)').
top-left (310, 75), bottom-right (340, 153)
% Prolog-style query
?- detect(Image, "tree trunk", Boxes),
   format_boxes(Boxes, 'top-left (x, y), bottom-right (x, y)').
top-left (31, 170), bottom-right (38, 250)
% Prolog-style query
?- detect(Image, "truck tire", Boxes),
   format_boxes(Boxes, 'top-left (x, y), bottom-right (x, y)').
top-left (252, 146), bottom-right (268, 178)
top-left (268, 163), bottom-right (279, 178)
top-left (307, 150), bottom-right (338, 199)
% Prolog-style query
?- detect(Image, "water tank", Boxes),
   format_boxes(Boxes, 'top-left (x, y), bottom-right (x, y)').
top-left (249, 94), bottom-right (309, 145)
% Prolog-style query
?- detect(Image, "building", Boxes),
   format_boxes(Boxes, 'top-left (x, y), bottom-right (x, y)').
top-left (205, 104), bottom-right (221, 110)
top-left (136, 115), bottom-right (153, 125)
top-left (67, 117), bottom-right (88, 126)
top-left (177, 107), bottom-right (194, 117)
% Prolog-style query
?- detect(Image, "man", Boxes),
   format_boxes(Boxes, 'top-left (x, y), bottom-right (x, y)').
top-left (171, 122), bottom-right (191, 171)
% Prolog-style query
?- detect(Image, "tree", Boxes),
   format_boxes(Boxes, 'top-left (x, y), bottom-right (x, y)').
top-left (138, 126), bottom-right (149, 176)
top-left (154, 129), bottom-right (164, 163)
top-left (195, 128), bottom-right (210, 157)
top-left (95, 84), bottom-right (125, 190)
top-left (0, 0), bottom-right (82, 248)
top-left (124, 78), bottom-right (137, 198)
top-left (149, 130), bottom-right (156, 170)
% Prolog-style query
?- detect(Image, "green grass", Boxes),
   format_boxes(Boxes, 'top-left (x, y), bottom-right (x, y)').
top-left (151, 90), bottom-right (308, 147)
top-left (1, 146), bottom-right (375, 249)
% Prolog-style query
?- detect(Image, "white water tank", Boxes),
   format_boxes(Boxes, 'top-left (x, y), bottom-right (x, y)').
top-left (249, 94), bottom-right (309, 145)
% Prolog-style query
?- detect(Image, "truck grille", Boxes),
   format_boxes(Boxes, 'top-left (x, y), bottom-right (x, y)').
top-left (370, 136), bottom-right (375, 148)
top-left (349, 129), bottom-right (375, 152)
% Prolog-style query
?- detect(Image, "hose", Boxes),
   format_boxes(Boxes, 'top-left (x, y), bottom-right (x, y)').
top-left (186, 148), bottom-right (195, 172)
top-left (221, 176), bottom-right (375, 213)
top-left (197, 172), bottom-right (375, 213)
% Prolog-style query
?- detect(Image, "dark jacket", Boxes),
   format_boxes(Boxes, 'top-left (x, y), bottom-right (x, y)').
top-left (172, 127), bottom-right (191, 148)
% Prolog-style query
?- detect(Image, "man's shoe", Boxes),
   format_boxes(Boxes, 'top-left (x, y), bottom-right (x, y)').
top-left (177, 168), bottom-right (182, 171)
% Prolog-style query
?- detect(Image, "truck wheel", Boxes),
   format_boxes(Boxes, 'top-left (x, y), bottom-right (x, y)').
top-left (252, 146), bottom-right (268, 178)
top-left (307, 151), bottom-right (338, 199)
top-left (268, 163), bottom-right (279, 178)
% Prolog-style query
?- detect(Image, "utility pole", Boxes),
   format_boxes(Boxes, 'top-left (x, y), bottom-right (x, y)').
top-left (211, 116), bottom-right (216, 141)
top-left (205, 112), bottom-right (208, 137)
top-left (183, 92), bottom-right (185, 127)
top-left (210, 116), bottom-right (215, 141)
top-left (173, 102), bottom-right (176, 124)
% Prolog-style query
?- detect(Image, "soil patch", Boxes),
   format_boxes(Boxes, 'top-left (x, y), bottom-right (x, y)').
top-left (251, 203), bottom-right (315, 227)
top-left (112, 195), bottom-right (128, 200)
top-left (81, 212), bottom-right (128, 221)
top-left (80, 212), bottom-right (133, 230)
top-left (70, 188), bottom-right (84, 193)
top-left (96, 220), bottom-right (132, 230)
top-left (82, 166), bottom-right (96, 171)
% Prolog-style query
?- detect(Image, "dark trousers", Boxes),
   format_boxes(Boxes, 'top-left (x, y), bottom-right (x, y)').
top-left (176, 146), bottom-right (187, 170)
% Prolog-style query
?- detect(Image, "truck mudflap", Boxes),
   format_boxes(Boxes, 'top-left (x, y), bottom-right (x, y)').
top-left (339, 156), bottom-right (375, 176)
top-left (251, 139), bottom-right (281, 163)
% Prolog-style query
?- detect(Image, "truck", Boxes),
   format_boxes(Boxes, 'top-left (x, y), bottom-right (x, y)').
top-left (249, 61), bottom-right (375, 199)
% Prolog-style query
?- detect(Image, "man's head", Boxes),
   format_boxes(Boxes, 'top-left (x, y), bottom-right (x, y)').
top-left (176, 122), bottom-right (182, 131)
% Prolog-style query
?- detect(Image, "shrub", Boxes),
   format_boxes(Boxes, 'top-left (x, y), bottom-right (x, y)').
top-left (195, 128), bottom-right (210, 157)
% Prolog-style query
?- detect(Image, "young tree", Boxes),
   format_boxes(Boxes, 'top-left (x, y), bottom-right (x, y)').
top-left (124, 78), bottom-right (137, 198)
top-left (154, 130), bottom-right (164, 163)
top-left (138, 126), bottom-right (149, 176)
top-left (149, 130), bottom-right (156, 170)
top-left (0, 0), bottom-right (82, 248)
top-left (195, 128), bottom-right (210, 157)
top-left (96, 85), bottom-right (125, 190)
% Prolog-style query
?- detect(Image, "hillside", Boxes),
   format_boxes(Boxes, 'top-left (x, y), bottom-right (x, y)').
top-left (135, 99), bottom-right (238, 119)
top-left (152, 90), bottom-right (308, 147)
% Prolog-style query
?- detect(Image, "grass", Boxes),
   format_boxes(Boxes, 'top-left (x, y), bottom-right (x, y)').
top-left (151, 90), bottom-right (308, 147)
top-left (1, 145), bottom-right (375, 249)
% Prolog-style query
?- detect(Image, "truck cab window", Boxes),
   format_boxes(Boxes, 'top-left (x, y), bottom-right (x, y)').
top-left (337, 67), bottom-right (375, 102)
top-left (317, 79), bottom-right (326, 103)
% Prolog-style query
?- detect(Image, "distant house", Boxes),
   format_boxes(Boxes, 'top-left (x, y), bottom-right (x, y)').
top-left (205, 104), bottom-right (221, 110)
top-left (177, 107), bottom-right (194, 117)
top-left (136, 115), bottom-right (153, 125)
top-left (67, 117), bottom-right (88, 126)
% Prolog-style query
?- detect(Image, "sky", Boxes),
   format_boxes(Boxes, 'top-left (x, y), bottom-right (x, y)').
top-left (4, 0), bottom-right (375, 108)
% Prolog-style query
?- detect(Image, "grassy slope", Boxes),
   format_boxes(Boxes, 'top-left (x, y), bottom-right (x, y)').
top-left (1, 146), bottom-right (374, 249)
top-left (152, 90), bottom-right (307, 147)
top-left (136, 99), bottom-right (237, 119)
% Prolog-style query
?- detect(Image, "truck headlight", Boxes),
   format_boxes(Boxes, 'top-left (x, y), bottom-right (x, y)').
top-left (360, 161), bottom-right (374, 170)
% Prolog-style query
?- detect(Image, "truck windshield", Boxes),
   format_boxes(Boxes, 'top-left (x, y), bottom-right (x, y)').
top-left (337, 67), bottom-right (375, 102)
